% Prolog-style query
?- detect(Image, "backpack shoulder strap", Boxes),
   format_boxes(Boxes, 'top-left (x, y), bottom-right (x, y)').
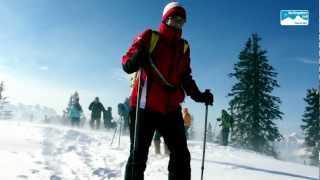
top-left (149, 30), bottom-right (160, 54)
top-left (182, 39), bottom-right (189, 54)
top-left (150, 30), bottom-right (189, 55)
top-left (130, 31), bottom-right (189, 89)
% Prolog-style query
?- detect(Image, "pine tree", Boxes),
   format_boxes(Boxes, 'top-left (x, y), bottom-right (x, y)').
top-left (228, 34), bottom-right (283, 156)
top-left (301, 88), bottom-right (319, 165)
top-left (0, 81), bottom-right (13, 120)
top-left (0, 81), bottom-right (3, 100)
top-left (207, 122), bottom-right (214, 142)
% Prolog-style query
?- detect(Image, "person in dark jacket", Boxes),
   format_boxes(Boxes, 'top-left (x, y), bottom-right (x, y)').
top-left (122, 98), bottom-right (130, 134)
top-left (89, 97), bottom-right (105, 129)
top-left (103, 106), bottom-right (116, 129)
top-left (121, 2), bottom-right (214, 180)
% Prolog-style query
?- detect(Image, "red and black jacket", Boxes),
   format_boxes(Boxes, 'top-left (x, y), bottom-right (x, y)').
top-left (122, 28), bottom-right (202, 113)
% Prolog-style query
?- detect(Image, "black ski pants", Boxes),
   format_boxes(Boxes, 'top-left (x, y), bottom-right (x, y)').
top-left (124, 108), bottom-right (191, 180)
top-left (90, 118), bottom-right (101, 129)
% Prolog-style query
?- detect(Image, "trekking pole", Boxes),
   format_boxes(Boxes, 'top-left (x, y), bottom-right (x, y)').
top-left (318, 144), bottom-right (319, 180)
top-left (201, 89), bottom-right (210, 180)
top-left (132, 70), bottom-right (143, 179)
top-left (110, 124), bottom-right (118, 146)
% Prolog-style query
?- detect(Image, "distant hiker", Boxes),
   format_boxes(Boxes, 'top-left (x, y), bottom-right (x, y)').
top-left (73, 91), bottom-right (79, 102)
top-left (217, 110), bottom-right (234, 146)
top-left (68, 98), bottom-right (83, 127)
top-left (44, 115), bottom-right (50, 124)
top-left (120, 98), bottom-right (130, 134)
top-left (121, 2), bottom-right (214, 180)
top-left (182, 107), bottom-right (192, 139)
top-left (62, 110), bottom-right (68, 125)
top-left (118, 98), bottom-right (129, 133)
top-left (103, 107), bottom-right (116, 129)
top-left (153, 130), bottom-right (169, 155)
top-left (89, 97), bottom-right (106, 129)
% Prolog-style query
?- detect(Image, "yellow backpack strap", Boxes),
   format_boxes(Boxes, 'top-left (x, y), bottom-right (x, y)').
top-left (149, 31), bottom-right (159, 54)
top-left (130, 72), bottom-right (137, 88)
top-left (150, 31), bottom-right (189, 54)
top-left (183, 40), bottom-right (189, 54)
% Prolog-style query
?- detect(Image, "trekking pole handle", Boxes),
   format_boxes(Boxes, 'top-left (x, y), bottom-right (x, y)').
top-left (204, 89), bottom-right (212, 106)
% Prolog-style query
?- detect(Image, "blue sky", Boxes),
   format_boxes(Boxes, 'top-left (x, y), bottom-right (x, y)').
top-left (0, 0), bottom-right (318, 134)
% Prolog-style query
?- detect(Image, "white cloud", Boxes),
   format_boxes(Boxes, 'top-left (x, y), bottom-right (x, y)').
top-left (295, 57), bottom-right (317, 65)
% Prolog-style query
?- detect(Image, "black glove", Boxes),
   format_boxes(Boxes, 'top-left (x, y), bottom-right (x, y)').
top-left (136, 48), bottom-right (150, 68)
top-left (122, 48), bottom-right (149, 73)
top-left (193, 90), bottom-right (214, 106)
top-left (202, 90), bottom-right (214, 105)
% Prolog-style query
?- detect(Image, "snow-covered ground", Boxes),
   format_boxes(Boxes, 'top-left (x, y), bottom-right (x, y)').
top-left (275, 132), bottom-right (311, 165)
top-left (0, 121), bottom-right (318, 180)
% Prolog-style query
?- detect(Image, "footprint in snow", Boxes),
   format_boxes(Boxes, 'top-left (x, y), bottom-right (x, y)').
top-left (50, 175), bottom-right (62, 180)
top-left (67, 145), bottom-right (77, 152)
top-left (17, 175), bottom-right (28, 179)
top-left (92, 168), bottom-right (121, 178)
top-left (34, 161), bottom-right (43, 165)
top-left (30, 169), bottom-right (40, 174)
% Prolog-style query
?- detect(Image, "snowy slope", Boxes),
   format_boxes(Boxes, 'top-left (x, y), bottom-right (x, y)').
top-left (275, 133), bottom-right (311, 165)
top-left (0, 121), bottom-right (318, 180)
top-left (6, 103), bottom-right (59, 123)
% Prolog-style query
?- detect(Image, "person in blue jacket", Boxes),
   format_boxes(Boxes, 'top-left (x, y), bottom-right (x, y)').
top-left (68, 98), bottom-right (83, 127)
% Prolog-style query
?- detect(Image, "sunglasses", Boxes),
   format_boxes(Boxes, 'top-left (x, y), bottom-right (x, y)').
top-left (166, 15), bottom-right (186, 29)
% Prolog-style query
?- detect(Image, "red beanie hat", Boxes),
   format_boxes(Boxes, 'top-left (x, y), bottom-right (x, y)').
top-left (162, 2), bottom-right (186, 22)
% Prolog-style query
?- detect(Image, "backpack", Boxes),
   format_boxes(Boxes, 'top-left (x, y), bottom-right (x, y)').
top-left (69, 104), bottom-right (81, 118)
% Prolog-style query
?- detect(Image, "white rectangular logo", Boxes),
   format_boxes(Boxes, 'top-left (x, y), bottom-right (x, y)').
top-left (280, 10), bottom-right (309, 26)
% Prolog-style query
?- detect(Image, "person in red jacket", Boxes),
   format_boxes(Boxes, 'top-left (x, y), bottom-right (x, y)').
top-left (122, 2), bottom-right (213, 180)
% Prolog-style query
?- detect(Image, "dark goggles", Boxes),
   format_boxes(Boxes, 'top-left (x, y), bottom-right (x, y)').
top-left (166, 15), bottom-right (186, 29)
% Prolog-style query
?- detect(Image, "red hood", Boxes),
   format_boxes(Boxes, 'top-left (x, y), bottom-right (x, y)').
top-left (159, 4), bottom-right (185, 44)
top-left (159, 22), bottom-right (182, 44)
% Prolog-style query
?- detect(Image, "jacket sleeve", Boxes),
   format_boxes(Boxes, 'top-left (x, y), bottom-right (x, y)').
top-left (88, 103), bottom-right (93, 110)
top-left (100, 103), bottom-right (106, 112)
top-left (78, 104), bottom-right (83, 112)
top-left (122, 29), bottom-right (152, 74)
top-left (181, 48), bottom-right (203, 102)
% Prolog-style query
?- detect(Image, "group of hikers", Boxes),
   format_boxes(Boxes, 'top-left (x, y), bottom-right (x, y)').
top-left (63, 92), bottom-right (130, 131)
top-left (88, 96), bottom-right (125, 130)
